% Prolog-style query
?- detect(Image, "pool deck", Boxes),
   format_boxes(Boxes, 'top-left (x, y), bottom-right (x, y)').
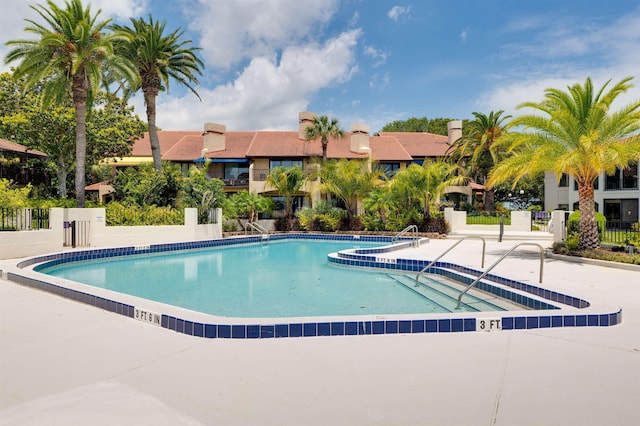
top-left (1, 237), bottom-right (639, 425)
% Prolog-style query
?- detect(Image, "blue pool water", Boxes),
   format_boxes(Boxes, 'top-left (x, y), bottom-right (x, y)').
top-left (37, 240), bottom-right (500, 318)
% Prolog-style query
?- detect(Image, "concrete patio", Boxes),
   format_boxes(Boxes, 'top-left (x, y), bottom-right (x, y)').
top-left (1, 238), bottom-right (638, 425)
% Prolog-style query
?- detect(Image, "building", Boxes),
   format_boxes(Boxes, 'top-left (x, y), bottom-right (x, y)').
top-left (104, 112), bottom-right (473, 211)
top-left (544, 163), bottom-right (639, 228)
top-left (0, 138), bottom-right (49, 187)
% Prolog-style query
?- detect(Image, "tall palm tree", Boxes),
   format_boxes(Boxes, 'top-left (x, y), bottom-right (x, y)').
top-left (391, 160), bottom-right (466, 221)
top-left (112, 16), bottom-right (204, 171)
top-left (304, 115), bottom-right (345, 162)
top-left (265, 165), bottom-right (307, 219)
top-left (5, 0), bottom-right (135, 207)
top-left (447, 110), bottom-right (511, 211)
top-left (489, 77), bottom-right (640, 250)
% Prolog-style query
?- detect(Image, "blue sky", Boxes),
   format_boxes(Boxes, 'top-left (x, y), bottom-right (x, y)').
top-left (2, 0), bottom-right (639, 133)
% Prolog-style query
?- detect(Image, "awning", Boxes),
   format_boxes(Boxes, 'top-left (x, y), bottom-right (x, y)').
top-left (100, 156), bottom-right (154, 166)
top-left (194, 158), bottom-right (250, 163)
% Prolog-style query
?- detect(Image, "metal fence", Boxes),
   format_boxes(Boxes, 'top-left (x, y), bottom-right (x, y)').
top-left (0, 208), bottom-right (49, 230)
top-left (566, 219), bottom-right (640, 245)
top-left (197, 208), bottom-right (219, 225)
top-left (63, 220), bottom-right (91, 247)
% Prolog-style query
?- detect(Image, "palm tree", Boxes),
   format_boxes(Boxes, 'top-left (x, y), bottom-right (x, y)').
top-left (391, 160), bottom-right (466, 222)
top-left (489, 77), bottom-right (640, 250)
top-left (112, 16), bottom-right (204, 171)
top-left (447, 110), bottom-right (511, 211)
top-left (318, 159), bottom-right (385, 218)
top-left (265, 165), bottom-right (307, 219)
top-left (304, 115), bottom-right (345, 162)
top-left (5, 0), bottom-right (135, 207)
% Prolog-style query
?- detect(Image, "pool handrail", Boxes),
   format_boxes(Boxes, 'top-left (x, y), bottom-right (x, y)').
top-left (244, 221), bottom-right (269, 237)
top-left (392, 225), bottom-right (419, 247)
top-left (415, 236), bottom-right (486, 286)
top-left (456, 242), bottom-right (545, 309)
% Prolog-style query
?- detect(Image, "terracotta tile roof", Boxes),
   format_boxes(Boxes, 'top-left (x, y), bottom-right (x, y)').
top-left (378, 132), bottom-right (450, 157)
top-left (205, 132), bottom-right (256, 159)
top-left (130, 131), bottom-right (200, 157)
top-left (0, 138), bottom-right (48, 157)
top-left (369, 136), bottom-right (413, 161)
top-left (128, 130), bottom-right (452, 163)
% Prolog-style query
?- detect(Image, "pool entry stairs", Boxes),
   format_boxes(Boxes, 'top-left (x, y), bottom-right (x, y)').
top-left (388, 274), bottom-right (506, 312)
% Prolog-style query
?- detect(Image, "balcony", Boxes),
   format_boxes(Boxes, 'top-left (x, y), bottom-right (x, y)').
top-left (0, 165), bottom-right (50, 186)
top-left (252, 168), bottom-right (317, 182)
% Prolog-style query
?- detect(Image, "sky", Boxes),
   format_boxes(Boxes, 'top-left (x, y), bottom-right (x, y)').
top-left (1, 0), bottom-right (639, 133)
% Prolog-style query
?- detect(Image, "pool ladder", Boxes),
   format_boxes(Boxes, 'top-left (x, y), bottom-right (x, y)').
top-left (392, 225), bottom-right (420, 247)
top-left (455, 242), bottom-right (544, 309)
top-left (245, 221), bottom-right (270, 241)
top-left (413, 238), bottom-right (545, 309)
top-left (415, 236), bottom-right (487, 285)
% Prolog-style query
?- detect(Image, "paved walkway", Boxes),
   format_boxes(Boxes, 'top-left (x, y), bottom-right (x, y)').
top-left (1, 238), bottom-right (639, 425)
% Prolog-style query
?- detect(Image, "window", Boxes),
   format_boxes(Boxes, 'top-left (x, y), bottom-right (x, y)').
top-left (223, 163), bottom-right (249, 180)
top-left (604, 198), bottom-right (639, 229)
top-left (380, 163), bottom-right (400, 178)
top-left (270, 159), bottom-right (303, 169)
top-left (622, 162), bottom-right (638, 189)
top-left (606, 162), bottom-right (638, 190)
top-left (559, 173), bottom-right (569, 187)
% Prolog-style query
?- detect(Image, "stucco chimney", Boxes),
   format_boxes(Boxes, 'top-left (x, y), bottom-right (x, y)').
top-left (350, 123), bottom-right (370, 153)
top-left (447, 120), bottom-right (462, 145)
top-left (298, 111), bottom-right (317, 140)
top-left (203, 122), bottom-right (226, 152)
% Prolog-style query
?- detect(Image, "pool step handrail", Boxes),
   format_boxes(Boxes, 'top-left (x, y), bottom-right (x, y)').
top-left (392, 225), bottom-right (419, 247)
top-left (456, 242), bottom-right (545, 309)
top-left (244, 221), bottom-right (269, 237)
top-left (415, 236), bottom-right (486, 286)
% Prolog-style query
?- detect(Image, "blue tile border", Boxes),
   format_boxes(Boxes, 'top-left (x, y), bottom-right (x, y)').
top-left (6, 234), bottom-right (623, 339)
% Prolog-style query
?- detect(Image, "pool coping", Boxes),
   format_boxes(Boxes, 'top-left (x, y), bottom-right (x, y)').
top-left (0, 234), bottom-right (622, 338)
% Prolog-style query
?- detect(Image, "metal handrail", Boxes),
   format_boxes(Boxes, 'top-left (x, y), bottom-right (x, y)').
top-left (415, 236), bottom-right (486, 286)
top-left (456, 242), bottom-right (545, 309)
top-left (392, 225), bottom-right (419, 247)
top-left (244, 221), bottom-right (269, 236)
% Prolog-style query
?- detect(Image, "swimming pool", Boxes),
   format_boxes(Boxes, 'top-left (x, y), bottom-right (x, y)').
top-left (6, 234), bottom-right (622, 338)
top-left (35, 239), bottom-right (516, 317)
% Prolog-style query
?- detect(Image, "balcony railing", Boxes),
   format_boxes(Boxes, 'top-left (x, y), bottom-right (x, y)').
top-left (253, 168), bottom-right (317, 181)
top-left (0, 166), bottom-right (50, 186)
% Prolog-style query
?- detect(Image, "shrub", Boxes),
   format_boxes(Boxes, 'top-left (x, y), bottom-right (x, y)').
top-left (0, 179), bottom-right (31, 208)
top-left (274, 217), bottom-right (300, 232)
top-left (361, 213), bottom-right (385, 231)
top-left (105, 202), bottom-right (183, 226)
top-left (567, 210), bottom-right (606, 241)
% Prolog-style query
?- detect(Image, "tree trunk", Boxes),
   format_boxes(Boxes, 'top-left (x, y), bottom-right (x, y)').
top-left (144, 89), bottom-right (162, 171)
top-left (321, 137), bottom-right (328, 162)
top-left (56, 155), bottom-right (67, 198)
top-left (483, 187), bottom-right (495, 211)
top-left (577, 181), bottom-right (599, 250)
top-left (73, 75), bottom-right (87, 208)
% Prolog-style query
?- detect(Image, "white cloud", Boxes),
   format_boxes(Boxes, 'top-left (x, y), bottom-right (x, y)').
top-left (387, 5), bottom-right (411, 22)
top-left (148, 29), bottom-right (362, 131)
top-left (364, 45), bottom-right (388, 67)
top-left (460, 29), bottom-right (468, 43)
top-left (186, 0), bottom-right (338, 69)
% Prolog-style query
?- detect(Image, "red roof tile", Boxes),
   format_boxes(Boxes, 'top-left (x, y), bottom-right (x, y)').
top-left (129, 129), bottom-right (452, 163)
top-left (378, 132), bottom-right (450, 157)
top-left (0, 138), bottom-right (48, 157)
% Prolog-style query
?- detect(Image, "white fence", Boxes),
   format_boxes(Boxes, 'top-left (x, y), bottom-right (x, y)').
top-left (0, 208), bottom-right (222, 260)
top-left (444, 208), bottom-right (560, 242)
